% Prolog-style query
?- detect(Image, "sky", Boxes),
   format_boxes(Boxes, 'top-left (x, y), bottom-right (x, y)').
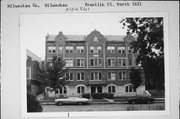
top-left (20, 13), bottom-right (128, 60)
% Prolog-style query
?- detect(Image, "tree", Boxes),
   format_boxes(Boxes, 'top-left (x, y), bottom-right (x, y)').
top-left (38, 56), bottom-right (69, 91)
top-left (46, 56), bottom-right (69, 90)
top-left (121, 18), bottom-right (164, 91)
top-left (129, 67), bottom-right (142, 93)
top-left (36, 61), bottom-right (49, 94)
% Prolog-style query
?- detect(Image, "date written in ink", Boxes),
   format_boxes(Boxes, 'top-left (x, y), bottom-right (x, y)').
top-left (66, 7), bottom-right (89, 12)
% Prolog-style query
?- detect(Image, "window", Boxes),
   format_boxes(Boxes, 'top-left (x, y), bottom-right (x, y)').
top-left (127, 72), bottom-right (130, 79)
top-left (119, 72), bottom-right (126, 80)
top-left (107, 46), bottom-right (115, 53)
top-left (60, 87), bottom-right (67, 94)
top-left (118, 58), bottom-right (126, 67)
top-left (66, 73), bottom-right (73, 81)
top-left (108, 86), bottom-right (116, 93)
top-left (77, 59), bottom-right (85, 67)
top-left (97, 46), bottom-right (102, 53)
top-left (117, 46), bottom-right (125, 54)
top-left (59, 46), bottom-right (63, 54)
top-left (107, 58), bottom-right (116, 67)
top-left (77, 86), bottom-right (85, 94)
top-left (129, 59), bottom-right (133, 66)
top-left (107, 73), bottom-right (116, 80)
top-left (125, 84), bottom-right (134, 92)
top-left (94, 36), bottom-right (98, 41)
top-left (77, 73), bottom-right (85, 81)
top-left (128, 46), bottom-right (132, 53)
top-left (48, 46), bottom-right (56, 54)
top-left (27, 67), bottom-right (31, 79)
top-left (66, 46), bottom-right (73, 53)
top-left (76, 46), bottom-right (84, 53)
top-left (90, 46), bottom-right (94, 53)
top-left (65, 59), bottom-right (73, 67)
top-left (90, 59), bottom-right (102, 67)
top-left (90, 46), bottom-right (102, 53)
top-left (91, 73), bottom-right (102, 80)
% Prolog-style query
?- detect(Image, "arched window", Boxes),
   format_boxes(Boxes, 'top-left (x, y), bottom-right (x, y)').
top-left (125, 84), bottom-right (134, 92)
top-left (77, 86), bottom-right (85, 94)
top-left (60, 87), bottom-right (67, 94)
top-left (108, 85), bottom-right (116, 93)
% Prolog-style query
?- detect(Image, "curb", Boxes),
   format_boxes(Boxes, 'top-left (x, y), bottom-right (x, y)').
top-left (40, 98), bottom-right (165, 105)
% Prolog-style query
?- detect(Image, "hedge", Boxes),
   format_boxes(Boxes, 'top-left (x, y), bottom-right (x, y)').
top-left (82, 93), bottom-right (114, 99)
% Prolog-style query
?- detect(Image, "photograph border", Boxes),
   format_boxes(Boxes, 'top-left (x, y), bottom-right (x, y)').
top-left (20, 12), bottom-right (169, 118)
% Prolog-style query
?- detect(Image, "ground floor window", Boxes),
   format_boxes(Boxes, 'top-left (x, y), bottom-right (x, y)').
top-left (125, 84), bottom-right (134, 92)
top-left (60, 87), bottom-right (67, 94)
top-left (77, 86), bottom-right (85, 94)
top-left (108, 85), bottom-right (116, 93)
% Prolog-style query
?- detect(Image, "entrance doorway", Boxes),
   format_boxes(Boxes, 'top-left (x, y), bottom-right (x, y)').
top-left (91, 86), bottom-right (102, 93)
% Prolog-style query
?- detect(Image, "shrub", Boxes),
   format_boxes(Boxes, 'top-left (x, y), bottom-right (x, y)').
top-left (82, 93), bottom-right (114, 99)
top-left (103, 93), bottom-right (114, 99)
top-left (82, 93), bottom-right (91, 99)
top-left (92, 93), bottom-right (103, 99)
top-left (27, 93), bottom-right (43, 112)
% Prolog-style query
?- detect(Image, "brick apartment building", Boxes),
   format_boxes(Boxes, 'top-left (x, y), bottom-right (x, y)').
top-left (45, 30), bottom-right (145, 97)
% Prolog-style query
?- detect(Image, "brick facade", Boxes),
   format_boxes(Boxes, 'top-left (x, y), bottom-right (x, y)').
top-left (45, 30), bottom-right (145, 97)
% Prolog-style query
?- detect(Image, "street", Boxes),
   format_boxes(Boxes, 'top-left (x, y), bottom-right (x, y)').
top-left (42, 103), bottom-right (165, 112)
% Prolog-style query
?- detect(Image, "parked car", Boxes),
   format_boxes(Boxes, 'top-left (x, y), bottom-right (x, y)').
top-left (127, 96), bottom-right (155, 104)
top-left (55, 96), bottom-right (92, 106)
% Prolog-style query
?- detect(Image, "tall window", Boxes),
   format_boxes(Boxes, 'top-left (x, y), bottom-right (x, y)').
top-left (77, 73), bottom-right (85, 81)
top-left (48, 46), bottom-right (56, 54)
top-left (128, 46), bottom-right (132, 53)
top-left (107, 73), bottom-right (116, 80)
top-left (77, 59), bottom-right (85, 67)
top-left (90, 59), bottom-right (102, 67)
top-left (125, 84), bottom-right (134, 92)
top-left (107, 46), bottom-right (115, 53)
top-left (107, 58), bottom-right (116, 67)
top-left (59, 46), bottom-right (63, 54)
top-left (91, 73), bottom-right (102, 80)
top-left (66, 46), bottom-right (73, 53)
top-left (90, 46), bottom-right (102, 53)
top-left (118, 58), bottom-right (126, 67)
top-left (26, 67), bottom-right (31, 79)
top-left (129, 59), bottom-right (133, 66)
top-left (76, 46), bottom-right (84, 53)
top-left (108, 86), bottom-right (116, 93)
top-left (60, 87), bottom-right (67, 94)
top-left (65, 59), bottom-right (73, 67)
top-left (77, 86), bottom-right (85, 94)
top-left (117, 46), bottom-right (125, 54)
top-left (66, 73), bottom-right (73, 81)
top-left (119, 72), bottom-right (126, 80)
